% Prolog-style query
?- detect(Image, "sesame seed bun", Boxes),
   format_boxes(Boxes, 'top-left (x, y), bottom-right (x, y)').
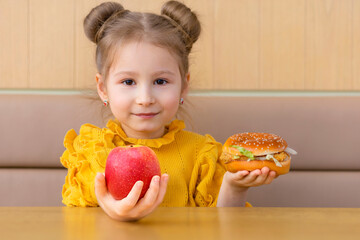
top-left (223, 132), bottom-right (288, 156)
top-left (220, 132), bottom-right (291, 175)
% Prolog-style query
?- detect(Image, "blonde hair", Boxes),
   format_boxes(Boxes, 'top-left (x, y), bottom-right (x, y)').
top-left (84, 1), bottom-right (201, 88)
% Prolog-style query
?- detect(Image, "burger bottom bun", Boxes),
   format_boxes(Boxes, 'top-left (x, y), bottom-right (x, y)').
top-left (225, 157), bottom-right (291, 175)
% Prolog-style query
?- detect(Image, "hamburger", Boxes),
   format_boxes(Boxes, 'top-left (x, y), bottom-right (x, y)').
top-left (220, 132), bottom-right (297, 175)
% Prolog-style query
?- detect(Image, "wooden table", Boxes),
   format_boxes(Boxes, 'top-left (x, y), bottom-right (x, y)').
top-left (1, 207), bottom-right (359, 240)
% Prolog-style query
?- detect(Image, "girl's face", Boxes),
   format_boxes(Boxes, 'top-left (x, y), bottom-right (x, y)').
top-left (97, 41), bottom-right (188, 139)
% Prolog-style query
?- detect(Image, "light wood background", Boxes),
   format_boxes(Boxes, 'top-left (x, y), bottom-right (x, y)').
top-left (1, 0), bottom-right (359, 91)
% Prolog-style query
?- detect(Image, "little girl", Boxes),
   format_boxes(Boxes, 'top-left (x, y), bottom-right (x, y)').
top-left (61, 1), bottom-right (276, 221)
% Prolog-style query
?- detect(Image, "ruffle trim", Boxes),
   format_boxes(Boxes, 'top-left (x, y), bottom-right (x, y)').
top-left (106, 119), bottom-right (186, 148)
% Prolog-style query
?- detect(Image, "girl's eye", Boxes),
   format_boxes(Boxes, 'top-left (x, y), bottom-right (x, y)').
top-left (154, 79), bottom-right (168, 85)
top-left (122, 79), bottom-right (135, 85)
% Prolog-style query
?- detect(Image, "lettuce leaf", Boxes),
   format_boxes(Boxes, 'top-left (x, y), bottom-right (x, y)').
top-left (230, 145), bottom-right (255, 160)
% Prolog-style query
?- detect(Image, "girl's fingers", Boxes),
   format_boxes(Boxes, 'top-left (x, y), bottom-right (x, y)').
top-left (260, 167), bottom-right (270, 175)
top-left (227, 170), bottom-right (249, 181)
top-left (225, 167), bottom-right (278, 189)
top-left (94, 172), bottom-right (108, 201)
top-left (252, 167), bottom-right (270, 184)
top-left (251, 168), bottom-right (277, 186)
top-left (270, 171), bottom-right (277, 178)
top-left (120, 181), bottom-right (144, 210)
top-left (137, 174), bottom-right (169, 213)
top-left (155, 174), bottom-right (169, 205)
top-left (264, 171), bottom-right (277, 185)
top-left (94, 172), bottom-right (115, 215)
top-left (243, 169), bottom-right (261, 183)
top-left (138, 175), bottom-right (161, 207)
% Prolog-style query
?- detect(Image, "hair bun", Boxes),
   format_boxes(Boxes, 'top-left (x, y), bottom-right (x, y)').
top-left (161, 1), bottom-right (201, 51)
top-left (84, 2), bottom-right (126, 43)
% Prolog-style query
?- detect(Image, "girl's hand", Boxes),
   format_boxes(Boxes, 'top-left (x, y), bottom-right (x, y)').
top-left (225, 167), bottom-right (276, 190)
top-left (217, 167), bottom-right (277, 207)
top-left (94, 173), bottom-right (169, 222)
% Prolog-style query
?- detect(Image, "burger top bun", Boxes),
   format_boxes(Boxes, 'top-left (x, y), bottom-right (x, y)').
top-left (223, 132), bottom-right (288, 156)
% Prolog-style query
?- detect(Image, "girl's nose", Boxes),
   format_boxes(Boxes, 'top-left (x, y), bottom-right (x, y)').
top-left (135, 85), bottom-right (155, 106)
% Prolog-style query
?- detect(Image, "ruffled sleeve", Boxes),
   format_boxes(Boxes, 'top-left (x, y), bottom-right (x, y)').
top-left (188, 135), bottom-right (226, 207)
top-left (60, 124), bottom-right (116, 207)
top-left (188, 135), bottom-right (252, 207)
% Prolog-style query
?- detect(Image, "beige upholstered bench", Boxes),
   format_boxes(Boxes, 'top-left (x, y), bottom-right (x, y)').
top-left (1, 93), bottom-right (359, 207)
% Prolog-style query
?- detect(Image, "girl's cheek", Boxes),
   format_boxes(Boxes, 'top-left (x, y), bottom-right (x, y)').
top-left (165, 93), bottom-right (181, 105)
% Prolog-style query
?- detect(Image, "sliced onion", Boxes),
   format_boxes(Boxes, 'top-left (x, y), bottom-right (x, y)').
top-left (255, 155), bottom-right (283, 167)
top-left (266, 155), bottom-right (282, 167)
top-left (285, 147), bottom-right (297, 155)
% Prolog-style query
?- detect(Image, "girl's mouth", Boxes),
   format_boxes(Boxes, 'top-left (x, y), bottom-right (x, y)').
top-left (133, 112), bottom-right (159, 119)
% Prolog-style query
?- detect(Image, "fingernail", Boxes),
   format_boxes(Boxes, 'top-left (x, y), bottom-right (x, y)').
top-left (153, 176), bottom-right (160, 182)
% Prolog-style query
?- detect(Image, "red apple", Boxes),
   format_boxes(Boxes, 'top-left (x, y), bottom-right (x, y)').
top-left (105, 145), bottom-right (161, 200)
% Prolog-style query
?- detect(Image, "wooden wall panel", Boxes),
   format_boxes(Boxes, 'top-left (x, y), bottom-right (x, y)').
top-left (214, 0), bottom-right (260, 90)
top-left (260, 0), bottom-right (305, 90)
top-left (354, 0), bottom-right (360, 90)
top-left (305, 0), bottom-right (353, 90)
top-left (182, 0), bottom-right (214, 90)
top-left (1, 0), bottom-right (360, 91)
top-left (109, 0), bottom-right (164, 12)
top-left (29, 0), bottom-right (74, 89)
top-left (74, 0), bottom-right (98, 89)
top-left (0, 0), bottom-right (28, 88)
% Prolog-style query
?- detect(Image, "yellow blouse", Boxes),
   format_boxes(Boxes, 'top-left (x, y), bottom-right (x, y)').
top-left (61, 119), bottom-right (228, 207)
